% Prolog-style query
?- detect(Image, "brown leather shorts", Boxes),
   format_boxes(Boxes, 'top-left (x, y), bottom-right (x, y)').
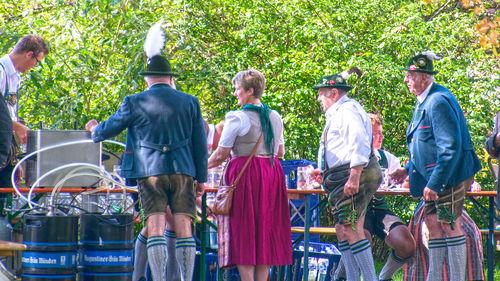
top-left (423, 176), bottom-right (473, 225)
top-left (137, 174), bottom-right (196, 220)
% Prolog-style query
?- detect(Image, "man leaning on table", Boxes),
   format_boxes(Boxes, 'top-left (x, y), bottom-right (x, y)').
top-left (390, 51), bottom-right (481, 281)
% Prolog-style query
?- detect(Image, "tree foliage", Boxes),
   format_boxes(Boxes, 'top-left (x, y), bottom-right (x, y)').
top-left (1, 0), bottom-right (499, 226)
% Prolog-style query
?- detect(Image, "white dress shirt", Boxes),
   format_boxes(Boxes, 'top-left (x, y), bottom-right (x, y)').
top-left (374, 149), bottom-right (401, 174)
top-left (0, 55), bottom-right (21, 121)
top-left (322, 95), bottom-right (372, 169)
top-left (416, 82), bottom-right (433, 104)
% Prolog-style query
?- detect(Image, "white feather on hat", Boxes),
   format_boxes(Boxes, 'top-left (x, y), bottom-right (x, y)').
top-left (144, 20), bottom-right (165, 58)
top-left (339, 67), bottom-right (363, 80)
top-left (421, 51), bottom-right (443, 61)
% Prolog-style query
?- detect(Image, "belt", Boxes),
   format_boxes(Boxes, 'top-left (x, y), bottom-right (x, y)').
top-left (139, 139), bottom-right (189, 152)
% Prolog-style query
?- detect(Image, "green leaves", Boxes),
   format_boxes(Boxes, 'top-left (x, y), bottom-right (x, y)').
top-left (1, 1), bottom-right (498, 210)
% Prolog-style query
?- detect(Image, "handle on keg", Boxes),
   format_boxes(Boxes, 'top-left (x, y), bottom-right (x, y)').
top-left (24, 217), bottom-right (42, 227)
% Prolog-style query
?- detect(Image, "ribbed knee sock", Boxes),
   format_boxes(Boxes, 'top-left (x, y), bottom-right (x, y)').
top-left (426, 238), bottom-right (447, 281)
top-left (338, 240), bottom-right (360, 281)
top-left (175, 237), bottom-right (196, 281)
top-left (133, 232), bottom-right (148, 281)
top-left (446, 235), bottom-right (467, 281)
top-left (351, 239), bottom-right (377, 281)
top-left (147, 235), bottom-right (167, 281)
top-left (333, 241), bottom-right (347, 280)
top-left (165, 230), bottom-right (181, 280)
top-left (378, 249), bottom-right (409, 280)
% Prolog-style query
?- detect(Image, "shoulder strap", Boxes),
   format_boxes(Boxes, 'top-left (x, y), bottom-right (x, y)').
top-left (378, 149), bottom-right (388, 169)
top-left (0, 63), bottom-right (8, 99)
top-left (231, 133), bottom-right (264, 187)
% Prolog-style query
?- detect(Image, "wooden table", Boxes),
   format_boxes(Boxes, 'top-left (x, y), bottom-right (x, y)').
top-left (0, 240), bottom-right (26, 256)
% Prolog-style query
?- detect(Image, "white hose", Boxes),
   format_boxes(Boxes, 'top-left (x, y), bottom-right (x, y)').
top-left (27, 163), bottom-right (106, 209)
top-left (10, 138), bottom-right (135, 211)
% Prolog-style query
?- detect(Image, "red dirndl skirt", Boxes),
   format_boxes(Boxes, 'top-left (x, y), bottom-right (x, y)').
top-left (217, 156), bottom-right (292, 267)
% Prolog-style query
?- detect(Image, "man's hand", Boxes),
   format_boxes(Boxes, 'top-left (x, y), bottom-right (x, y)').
top-left (344, 165), bottom-right (363, 197)
top-left (85, 119), bottom-right (99, 133)
top-left (423, 187), bottom-right (438, 201)
top-left (196, 182), bottom-right (205, 198)
top-left (12, 121), bottom-right (29, 144)
top-left (389, 168), bottom-right (409, 185)
top-left (15, 166), bottom-right (24, 185)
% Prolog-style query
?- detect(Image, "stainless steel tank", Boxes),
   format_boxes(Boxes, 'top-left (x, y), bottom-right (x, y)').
top-left (25, 130), bottom-right (102, 188)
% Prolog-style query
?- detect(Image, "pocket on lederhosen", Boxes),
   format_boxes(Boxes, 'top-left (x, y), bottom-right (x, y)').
top-left (322, 163), bottom-right (350, 202)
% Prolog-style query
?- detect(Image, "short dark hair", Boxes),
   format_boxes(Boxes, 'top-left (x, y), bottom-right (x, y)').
top-left (232, 68), bottom-right (266, 99)
top-left (12, 35), bottom-right (49, 57)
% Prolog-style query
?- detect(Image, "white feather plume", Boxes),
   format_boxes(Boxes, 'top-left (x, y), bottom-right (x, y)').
top-left (421, 50), bottom-right (443, 61)
top-left (144, 20), bottom-right (165, 58)
top-left (339, 67), bottom-right (363, 80)
top-left (339, 70), bottom-right (350, 80)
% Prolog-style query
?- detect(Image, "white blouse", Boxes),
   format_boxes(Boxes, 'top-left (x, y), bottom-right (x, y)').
top-left (218, 110), bottom-right (284, 149)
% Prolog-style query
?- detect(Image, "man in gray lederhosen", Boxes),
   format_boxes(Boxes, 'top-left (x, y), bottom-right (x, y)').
top-left (311, 69), bottom-right (382, 281)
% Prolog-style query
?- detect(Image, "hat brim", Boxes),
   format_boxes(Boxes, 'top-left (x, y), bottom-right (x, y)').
top-left (140, 71), bottom-right (179, 76)
top-left (400, 67), bottom-right (438, 75)
top-left (311, 85), bottom-right (353, 91)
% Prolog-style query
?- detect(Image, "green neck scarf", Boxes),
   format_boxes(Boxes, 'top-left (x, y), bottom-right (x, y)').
top-left (242, 103), bottom-right (275, 158)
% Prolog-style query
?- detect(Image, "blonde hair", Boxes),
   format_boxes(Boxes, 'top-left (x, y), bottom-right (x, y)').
top-left (368, 113), bottom-right (383, 127)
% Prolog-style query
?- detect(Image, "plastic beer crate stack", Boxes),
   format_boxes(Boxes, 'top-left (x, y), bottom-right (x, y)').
top-left (192, 252), bottom-right (219, 281)
top-left (287, 241), bottom-right (341, 281)
top-left (280, 159), bottom-right (320, 242)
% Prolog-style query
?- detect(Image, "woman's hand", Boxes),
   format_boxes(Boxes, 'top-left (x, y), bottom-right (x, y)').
top-left (309, 168), bottom-right (323, 185)
top-left (208, 147), bottom-right (231, 169)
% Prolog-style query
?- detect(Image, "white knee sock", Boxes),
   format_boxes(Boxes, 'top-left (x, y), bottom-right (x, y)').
top-left (147, 235), bottom-right (167, 281)
top-left (133, 232), bottom-right (148, 281)
top-left (175, 237), bottom-right (196, 281)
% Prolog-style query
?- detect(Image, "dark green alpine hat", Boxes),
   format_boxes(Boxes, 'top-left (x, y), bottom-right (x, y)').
top-left (402, 53), bottom-right (438, 74)
top-left (140, 55), bottom-right (178, 76)
top-left (312, 73), bottom-right (352, 92)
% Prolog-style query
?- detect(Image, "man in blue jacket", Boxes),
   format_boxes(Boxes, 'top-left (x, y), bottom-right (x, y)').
top-left (485, 111), bottom-right (500, 210)
top-left (390, 51), bottom-right (481, 281)
top-left (86, 55), bottom-right (207, 281)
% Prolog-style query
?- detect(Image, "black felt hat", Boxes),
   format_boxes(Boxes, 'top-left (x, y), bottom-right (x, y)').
top-left (312, 74), bottom-right (353, 92)
top-left (402, 53), bottom-right (439, 74)
top-left (140, 55), bottom-right (178, 76)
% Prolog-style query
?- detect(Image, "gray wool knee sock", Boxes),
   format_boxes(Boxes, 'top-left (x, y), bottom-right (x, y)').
top-left (165, 230), bottom-right (181, 281)
top-left (426, 238), bottom-right (447, 281)
top-left (446, 235), bottom-right (467, 281)
top-left (338, 240), bottom-right (360, 281)
top-left (378, 249), bottom-right (409, 280)
top-left (334, 241), bottom-right (347, 280)
top-left (133, 232), bottom-right (148, 281)
top-left (351, 239), bottom-right (377, 281)
top-left (147, 235), bottom-right (167, 281)
top-left (175, 237), bottom-right (196, 281)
